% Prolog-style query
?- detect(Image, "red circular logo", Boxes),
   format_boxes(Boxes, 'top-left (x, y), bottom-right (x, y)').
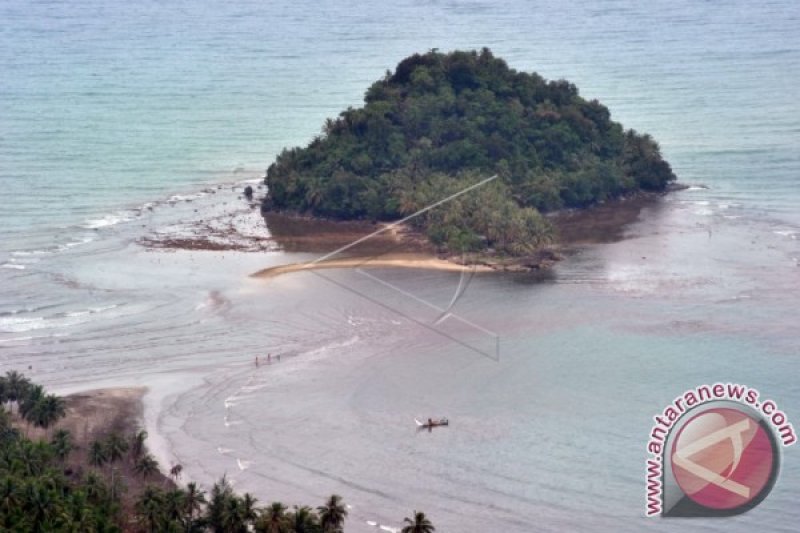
top-left (671, 407), bottom-right (776, 510)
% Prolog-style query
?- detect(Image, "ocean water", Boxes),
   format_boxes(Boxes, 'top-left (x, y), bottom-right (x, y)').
top-left (1, 1), bottom-right (799, 532)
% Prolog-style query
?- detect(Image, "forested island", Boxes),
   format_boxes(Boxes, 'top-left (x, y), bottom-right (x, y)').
top-left (263, 49), bottom-right (676, 258)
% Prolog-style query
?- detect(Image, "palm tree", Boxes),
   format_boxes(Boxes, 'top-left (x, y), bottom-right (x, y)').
top-left (255, 501), bottom-right (290, 533)
top-left (163, 488), bottom-right (187, 524)
top-left (317, 494), bottom-right (347, 533)
top-left (0, 376), bottom-right (7, 407)
top-left (184, 481), bottom-right (207, 531)
top-left (220, 494), bottom-right (246, 533)
top-left (134, 453), bottom-right (160, 480)
top-left (207, 476), bottom-right (234, 532)
top-left (241, 492), bottom-right (259, 526)
top-left (3, 371), bottom-right (30, 414)
top-left (131, 429), bottom-right (148, 461)
top-left (50, 429), bottom-right (74, 461)
top-left (105, 432), bottom-right (128, 465)
top-left (88, 440), bottom-right (108, 469)
top-left (401, 511), bottom-right (435, 533)
top-left (287, 505), bottom-right (319, 533)
top-left (0, 476), bottom-right (21, 514)
top-left (62, 491), bottom-right (96, 532)
top-left (32, 394), bottom-right (66, 436)
top-left (19, 384), bottom-right (44, 420)
top-left (24, 482), bottom-right (58, 531)
top-left (136, 485), bottom-right (165, 533)
top-left (16, 439), bottom-right (49, 477)
top-left (83, 472), bottom-right (107, 504)
top-left (170, 463), bottom-right (184, 483)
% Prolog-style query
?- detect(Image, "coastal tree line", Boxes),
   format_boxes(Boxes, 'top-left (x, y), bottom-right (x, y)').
top-left (0, 372), bottom-right (435, 532)
top-left (264, 48), bottom-right (676, 256)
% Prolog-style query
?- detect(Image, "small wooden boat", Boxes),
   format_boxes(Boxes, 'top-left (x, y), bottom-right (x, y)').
top-left (415, 417), bottom-right (449, 429)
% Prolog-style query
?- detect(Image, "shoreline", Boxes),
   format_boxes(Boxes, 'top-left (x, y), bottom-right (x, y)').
top-left (250, 252), bottom-right (494, 279)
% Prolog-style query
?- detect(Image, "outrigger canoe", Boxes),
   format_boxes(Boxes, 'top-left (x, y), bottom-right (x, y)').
top-left (415, 417), bottom-right (449, 429)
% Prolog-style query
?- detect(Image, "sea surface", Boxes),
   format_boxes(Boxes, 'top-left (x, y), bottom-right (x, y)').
top-left (1, 1), bottom-right (799, 531)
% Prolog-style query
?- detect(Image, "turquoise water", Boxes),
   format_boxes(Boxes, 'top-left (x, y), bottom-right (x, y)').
top-left (1, 1), bottom-right (800, 531)
top-left (2, 0), bottom-right (798, 244)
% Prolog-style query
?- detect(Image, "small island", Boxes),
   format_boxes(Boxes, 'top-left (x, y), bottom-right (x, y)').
top-left (263, 48), bottom-right (676, 266)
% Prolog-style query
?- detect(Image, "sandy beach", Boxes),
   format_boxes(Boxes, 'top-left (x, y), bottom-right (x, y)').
top-left (250, 252), bottom-right (493, 279)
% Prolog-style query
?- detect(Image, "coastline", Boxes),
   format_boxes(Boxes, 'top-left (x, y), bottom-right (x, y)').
top-left (13, 386), bottom-right (175, 520)
top-left (250, 252), bottom-right (494, 279)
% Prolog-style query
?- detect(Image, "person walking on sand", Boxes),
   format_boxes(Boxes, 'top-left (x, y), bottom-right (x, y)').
top-left (267, 353), bottom-right (271, 364)
top-left (277, 354), bottom-right (281, 362)
top-left (255, 356), bottom-right (259, 368)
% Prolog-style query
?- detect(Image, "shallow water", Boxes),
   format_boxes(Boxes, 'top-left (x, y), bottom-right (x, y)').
top-left (1, 1), bottom-right (800, 531)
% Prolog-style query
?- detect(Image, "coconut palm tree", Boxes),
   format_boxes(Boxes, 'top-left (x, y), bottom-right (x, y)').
top-left (134, 453), bottom-right (160, 480)
top-left (163, 488), bottom-right (187, 524)
top-left (220, 494), bottom-right (246, 533)
top-left (206, 476), bottom-right (234, 532)
top-left (3, 371), bottom-right (30, 414)
top-left (136, 485), bottom-right (165, 533)
top-left (317, 494), bottom-right (347, 533)
top-left (62, 490), bottom-right (96, 532)
top-left (0, 476), bottom-right (21, 514)
top-left (170, 463), bottom-right (184, 483)
top-left (0, 376), bottom-right (7, 407)
top-left (255, 501), bottom-right (289, 533)
top-left (131, 429), bottom-right (148, 461)
top-left (88, 440), bottom-right (108, 469)
top-left (184, 481), bottom-right (207, 531)
top-left (83, 472), bottom-right (107, 504)
top-left (287, 505), bottom-right (319, 533)
top-left (33, 394), bottom-right (66, 436)
top-left (50, 429), bottom-right (74, 462)
top-left (401, 511), bottom-right (435, 533)
top-left (105, 432), bottom-right (128, 465)
top-left (19, 384), bottom-right (44, 420)
top-left (241, 492), bottom-right (259, 526)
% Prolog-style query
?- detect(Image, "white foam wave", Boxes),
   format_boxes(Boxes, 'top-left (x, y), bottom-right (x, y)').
top-left (60, 235), bottom-right (96, 250)
top-left (0, 304), bottom-right (120, 333)
top-left (82, 212), bottom-right (134, 229)
top-left (167, 192), bottom-right (208, 203)
top-left (1, 263), bottom-right (26, 270)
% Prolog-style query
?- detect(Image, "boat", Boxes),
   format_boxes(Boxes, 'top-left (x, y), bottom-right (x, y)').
top-left (415, 417), bottom-right (449, 429)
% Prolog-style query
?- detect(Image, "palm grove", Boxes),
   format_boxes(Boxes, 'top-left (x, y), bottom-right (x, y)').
top-left (264, 49), bottom-right (676, 256)
top-left (0, 372), bottom-right (435, 532)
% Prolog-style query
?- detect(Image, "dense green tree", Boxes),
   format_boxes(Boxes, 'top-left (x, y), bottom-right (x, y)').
top-left (136, 485), bottom-right (166, 533)
top-left (134, 453), bottom-right (159, 480)
top-left (264, 49), bottom-right (676, 256)
top-left (105, 432), bottom-right (129, 464)
top-left (184, 481), bottom-right (207, 531)
top-left (3, 371), bottom-right (31, 414)
top-left (50, 429), bottom-right (74, 462)
top-left (401, 511), bottom-right (435, 533)
top-left (131, 429), bottom-right (148, 461)
top-left (88, 440), bottom-right (108, 469)
top-left (317, 495), bottom-right (347, 533)
top-left (287, 505), bottom-right (320, 533)
top-left (255, 501), bottom-right (290, 533)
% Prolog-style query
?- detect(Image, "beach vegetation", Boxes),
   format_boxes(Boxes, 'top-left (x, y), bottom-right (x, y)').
top-left (0, 372), bottom-right (436, 532)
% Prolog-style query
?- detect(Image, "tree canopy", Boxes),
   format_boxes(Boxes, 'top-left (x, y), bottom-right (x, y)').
top-left (264, 48), bottom-right (676, 256)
